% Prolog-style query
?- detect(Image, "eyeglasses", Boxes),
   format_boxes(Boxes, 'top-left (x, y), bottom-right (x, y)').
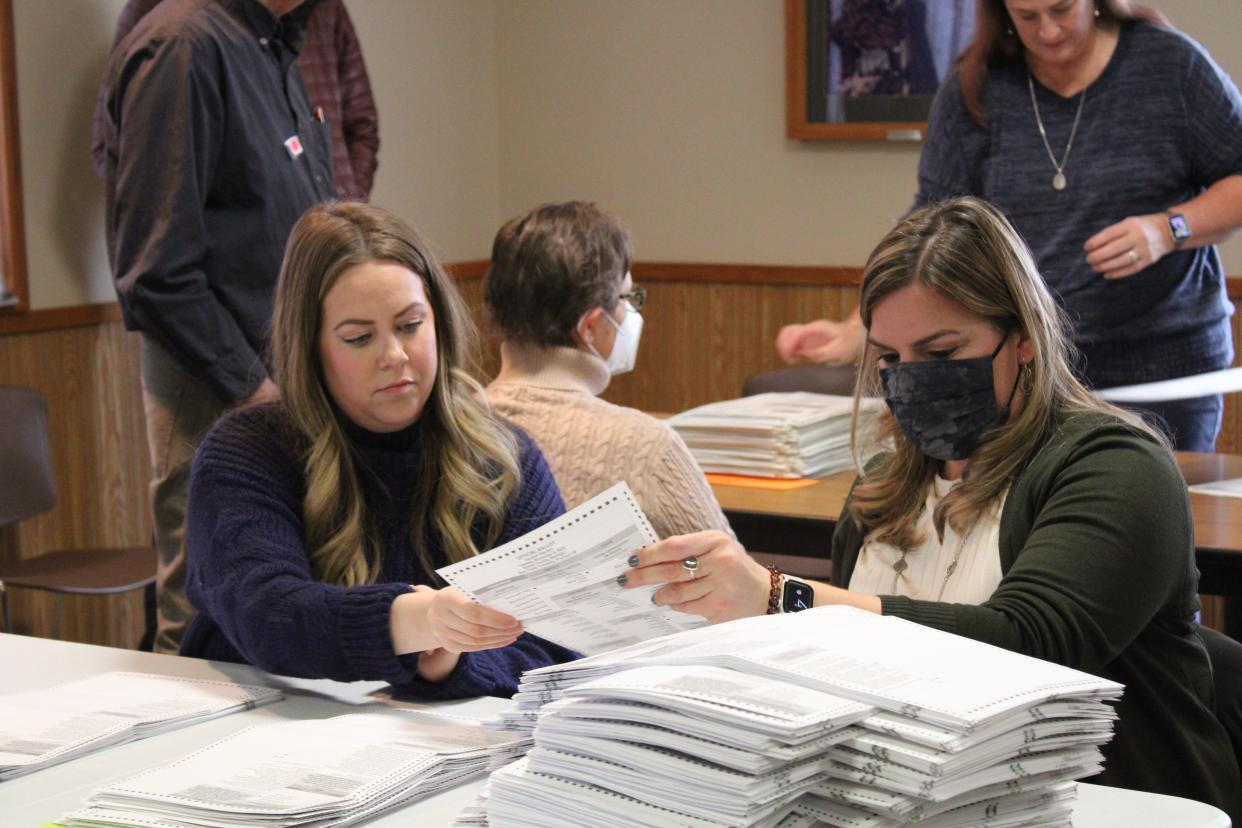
top-left (619, 285), bottom-right (646, 312)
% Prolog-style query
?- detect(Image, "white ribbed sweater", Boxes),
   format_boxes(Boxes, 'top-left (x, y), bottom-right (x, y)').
top-left (486, 343), bottom-right (733, 541)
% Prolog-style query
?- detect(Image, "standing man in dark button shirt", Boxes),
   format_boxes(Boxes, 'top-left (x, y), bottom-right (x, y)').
top-left (99, 0), bottom-right (335, 653)
top-left (90, 0), bottom-right (379, 200)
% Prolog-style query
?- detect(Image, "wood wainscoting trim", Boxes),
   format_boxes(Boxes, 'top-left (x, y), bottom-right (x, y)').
top-left (445, 259), bottom-right (489, 280)
top-left (0, 302), bottom-right (122, 335)
top-left (634, 262), bottom-right (863, 287)
top-left (450, 260), bottom-right (864, 287)
top-left (5, 266), bottom-right (1242, 334)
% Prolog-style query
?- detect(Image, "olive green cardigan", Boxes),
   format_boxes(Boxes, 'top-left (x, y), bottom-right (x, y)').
top-left (831, 413), bottom-right (1242, 819)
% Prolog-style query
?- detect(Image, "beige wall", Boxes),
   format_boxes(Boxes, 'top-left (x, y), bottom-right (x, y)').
top-left (10, 0), bottom-right (1242, 310)
top-left (494, 0), bottom-right (918, 266)
top-left (13, 0), bottom-right (125, 309)
top-left (351, 0), bottom-right (500, 265)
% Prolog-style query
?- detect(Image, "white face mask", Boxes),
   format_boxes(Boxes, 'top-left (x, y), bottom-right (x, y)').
top-left (584, 301), bottom-right (644, 375)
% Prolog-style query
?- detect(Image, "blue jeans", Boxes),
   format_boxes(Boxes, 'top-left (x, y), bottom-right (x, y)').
top-left (1121, 395), bottom-right (1223, 452)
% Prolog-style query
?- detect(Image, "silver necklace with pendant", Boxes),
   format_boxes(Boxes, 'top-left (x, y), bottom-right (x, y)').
top-left (889, 527), bottom-right (971, 600)
top-left (1027, 72), bottom-right (1087, 191)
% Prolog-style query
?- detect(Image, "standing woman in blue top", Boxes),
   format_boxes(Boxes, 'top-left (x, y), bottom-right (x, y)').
top-left (181, 202), bottom-right (576, 697)
top-left (778, 0), bottom-right (1242, 451)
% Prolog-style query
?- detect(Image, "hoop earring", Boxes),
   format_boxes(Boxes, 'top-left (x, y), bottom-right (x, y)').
top-left (1094, 2), bottom-right (1101, 18)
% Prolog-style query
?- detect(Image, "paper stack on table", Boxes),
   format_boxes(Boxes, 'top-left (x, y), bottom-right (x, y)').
top-left (64, 710), bottom-right (529, 828)
top-left (0, 671), bottom-right (282, 781)
top-left (666, 392), bottom-right (878, 478)
top-left (484, 607), bottom-right (1122, 827)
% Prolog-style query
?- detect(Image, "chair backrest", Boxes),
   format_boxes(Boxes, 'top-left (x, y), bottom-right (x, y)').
top-left (0, 387), bottom-right (58, 525)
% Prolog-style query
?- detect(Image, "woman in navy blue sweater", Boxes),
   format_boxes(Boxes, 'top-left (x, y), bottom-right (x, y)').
top-left (181, 202), bottom-right (576, 698)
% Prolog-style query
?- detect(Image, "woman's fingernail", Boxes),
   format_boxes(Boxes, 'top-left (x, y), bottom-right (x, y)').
top-left (627, 555), bottom-right (640, 567)
top-left (616, 574), bottom-right (628, 587)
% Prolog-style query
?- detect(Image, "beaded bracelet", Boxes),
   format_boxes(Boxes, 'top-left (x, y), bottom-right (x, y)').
top-left (766, 565), bottom-right (782, 615)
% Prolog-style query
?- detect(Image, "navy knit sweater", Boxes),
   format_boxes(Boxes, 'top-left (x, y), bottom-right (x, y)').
top-left (181, 403), bottom-right (577, 698)
top-left (916, 21), bottom-right (1242, 387)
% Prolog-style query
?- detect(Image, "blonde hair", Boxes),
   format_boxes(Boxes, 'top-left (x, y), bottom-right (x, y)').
top-left (270, 202), bottom-right (520, 586)
top-left (849, 197), bottom-right (1163, 550)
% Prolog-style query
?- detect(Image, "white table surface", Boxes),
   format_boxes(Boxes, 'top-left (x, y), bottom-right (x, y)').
top-left (0, 633), bottom-right (1229, 827)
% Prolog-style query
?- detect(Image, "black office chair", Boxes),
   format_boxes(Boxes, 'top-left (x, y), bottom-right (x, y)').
top-left (0, 387), bottom-right (157, 640)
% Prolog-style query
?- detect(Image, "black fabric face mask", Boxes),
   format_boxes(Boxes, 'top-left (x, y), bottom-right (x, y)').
top-left (879, 337), bottom-right (1021, 462)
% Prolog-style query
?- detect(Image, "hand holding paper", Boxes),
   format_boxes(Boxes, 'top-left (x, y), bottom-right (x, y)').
top-left (437, 483), bottom-right (706, 655)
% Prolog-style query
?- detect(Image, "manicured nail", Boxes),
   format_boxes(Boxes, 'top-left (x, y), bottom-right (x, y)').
top-left (615, 574), bottom-right (628, 587)
top-left (627, 555), bottom-right (640, 567)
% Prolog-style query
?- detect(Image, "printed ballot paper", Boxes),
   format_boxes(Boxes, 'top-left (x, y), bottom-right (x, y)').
top-left (436, 482), bottom-right (706, 656)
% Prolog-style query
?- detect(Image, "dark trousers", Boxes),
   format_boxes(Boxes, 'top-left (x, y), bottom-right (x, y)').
top-left (1121, 395), bottom-right (1223, 453)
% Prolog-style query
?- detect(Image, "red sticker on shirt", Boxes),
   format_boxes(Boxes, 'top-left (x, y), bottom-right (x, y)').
top-left (283, 135), bottom-right (303, 159)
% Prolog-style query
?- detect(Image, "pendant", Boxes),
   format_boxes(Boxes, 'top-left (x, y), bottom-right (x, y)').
top-left (893, 557), bottom-right (908, 575)
top-left (1053, 171), bottom-right (1067, 190)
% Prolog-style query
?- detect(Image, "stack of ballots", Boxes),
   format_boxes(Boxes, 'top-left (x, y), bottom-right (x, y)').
top-left (666, 392), bottom-right (877, 478)
top-left (484, 607), bottom-right (1121, 827)
top-left (0, 671), bottom-right (282, 781)
top-left (64, 710), bottom-right (530, 828)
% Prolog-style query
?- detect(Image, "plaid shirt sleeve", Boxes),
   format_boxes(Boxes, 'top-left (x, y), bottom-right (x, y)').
top-left (298, 0), bottom-right (379, 200)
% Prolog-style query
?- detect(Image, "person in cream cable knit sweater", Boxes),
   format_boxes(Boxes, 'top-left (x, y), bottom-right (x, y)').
top-left (484, 202), bottom-right (731, 541)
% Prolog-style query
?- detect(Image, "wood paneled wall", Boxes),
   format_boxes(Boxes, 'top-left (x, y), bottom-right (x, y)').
top-left (602, 281), bottom-right (859, 412)
top-left (0, 320), bottom-right (150, 647)
top-left (2, 272), bottom-right (1239, 646)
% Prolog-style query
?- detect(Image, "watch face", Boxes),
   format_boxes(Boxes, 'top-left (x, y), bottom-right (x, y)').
top-left (1169, 213), bottom-right (1192, 241)
top-left (782, 579), bottom-right (814, 613)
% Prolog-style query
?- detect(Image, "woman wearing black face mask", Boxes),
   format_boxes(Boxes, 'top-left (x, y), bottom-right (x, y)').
top-left (623, 197), bottom-right (1242, 818)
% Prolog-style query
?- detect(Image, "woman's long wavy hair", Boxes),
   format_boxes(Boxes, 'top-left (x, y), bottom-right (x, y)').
top-left (957, 0), bottom-right (1170, 125)
top-left (270, 202), bottom-right (520, 586)
top-left (849, 197), bottom-right (1163, 550)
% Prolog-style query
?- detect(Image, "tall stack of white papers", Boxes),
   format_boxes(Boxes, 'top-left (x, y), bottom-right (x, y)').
top-left (667, 392), bottom-right (878, 478)
top-left (484, 607), bottom-right (1122, 827)
top-left (0, 671), bottom-right (282, 780)
top-left (64, 710), bottom-right (530, 828)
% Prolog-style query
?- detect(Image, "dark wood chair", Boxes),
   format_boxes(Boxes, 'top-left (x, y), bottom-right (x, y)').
top-left (0, 387), bottom-right (156, 639)
top-left (741, 362), bottom-right (859, 397)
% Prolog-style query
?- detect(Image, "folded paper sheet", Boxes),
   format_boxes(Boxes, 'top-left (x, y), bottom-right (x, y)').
top-left (437, 482), bottom-right (706, 656)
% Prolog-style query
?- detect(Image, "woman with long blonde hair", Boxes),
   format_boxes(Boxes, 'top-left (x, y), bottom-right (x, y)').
top-left (625, 198), bottom-right (1241, 816)
top-left (181, 202), bottom-right (576, 695)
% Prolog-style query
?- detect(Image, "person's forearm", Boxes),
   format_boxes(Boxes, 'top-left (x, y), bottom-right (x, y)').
top-left (1169, 174), bottom-right (1242, 248)
top-left (389, 590), bottom-right (440, 655)
top-left (805, 579), bottom-right (882, 614)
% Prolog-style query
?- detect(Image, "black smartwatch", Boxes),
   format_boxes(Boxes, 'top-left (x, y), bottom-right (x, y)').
top-left (781, 576), bottom-right (815, 613)
top-left (1166, 210), bottom-right (1192, 249)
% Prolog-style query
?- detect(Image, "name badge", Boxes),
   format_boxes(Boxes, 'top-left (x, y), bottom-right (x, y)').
top-left (283, 135), bottom-right (304, 159)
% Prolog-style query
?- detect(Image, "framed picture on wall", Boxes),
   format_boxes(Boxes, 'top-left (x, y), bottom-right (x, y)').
top-left (786, 0), bottom-right (975, 141)
top-left (0, 0), bottom-right (26, 313)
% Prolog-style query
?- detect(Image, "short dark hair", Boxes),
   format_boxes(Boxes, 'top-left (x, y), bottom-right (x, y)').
top-left (484, 201), bottom-right (633, 347)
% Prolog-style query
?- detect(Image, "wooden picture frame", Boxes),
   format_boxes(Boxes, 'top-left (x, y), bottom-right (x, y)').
top-left (786, 0), bottom-right (968, 142)
top-left (0, 0), bottom-right (27, 313)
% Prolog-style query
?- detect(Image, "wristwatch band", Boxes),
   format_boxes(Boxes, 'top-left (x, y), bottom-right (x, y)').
top-left (766, 565), bottom-right (782, 615)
